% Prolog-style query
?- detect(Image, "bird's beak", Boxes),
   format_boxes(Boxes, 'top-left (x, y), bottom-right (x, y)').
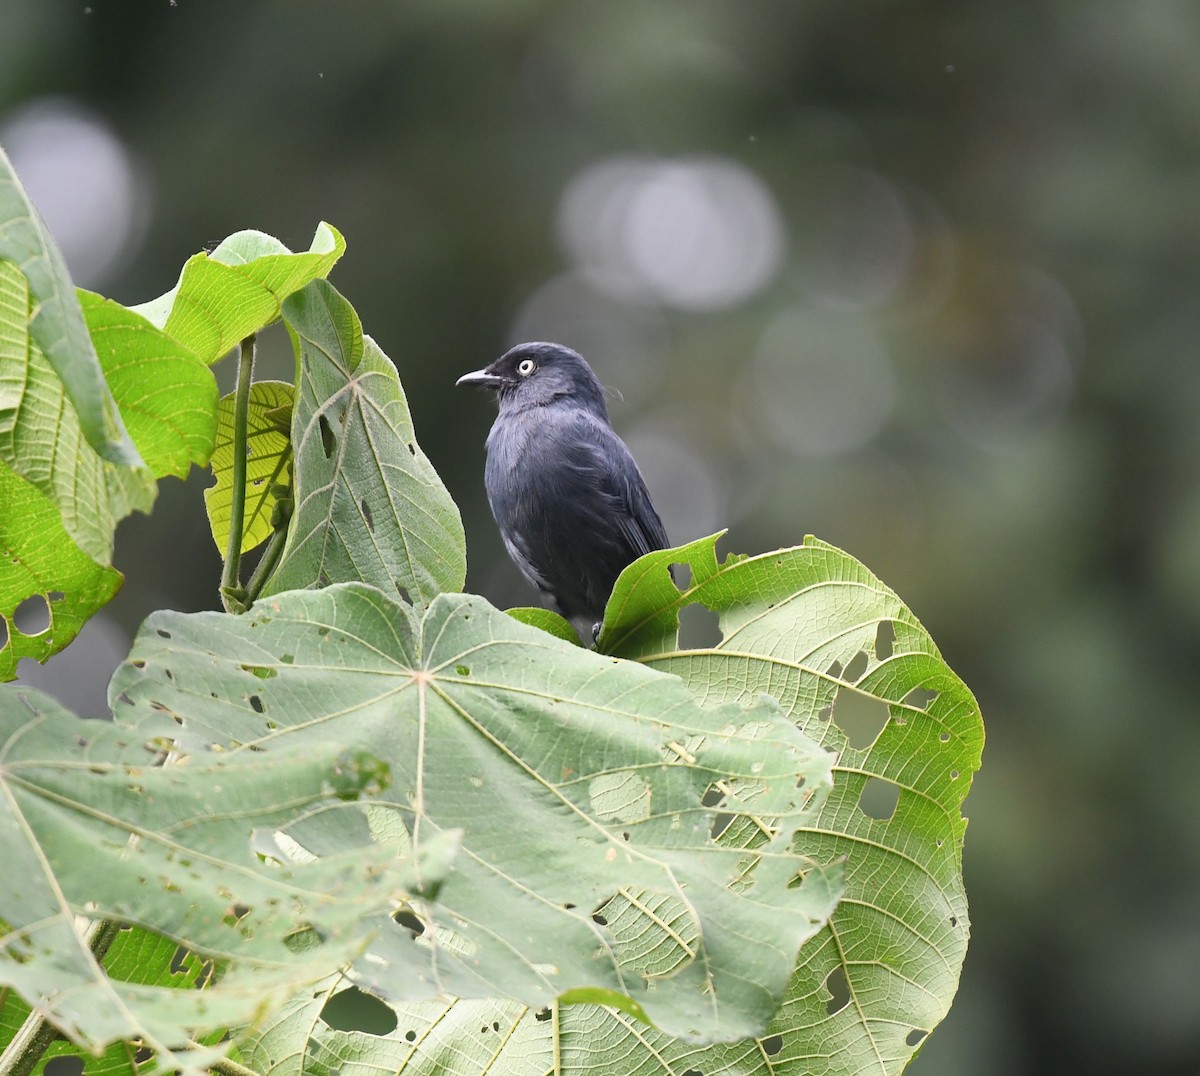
top-left (456, 368), bottom-right (506, 390)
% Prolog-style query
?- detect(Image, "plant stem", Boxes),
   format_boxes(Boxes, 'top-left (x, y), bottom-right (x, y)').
top-left (0, 919), bottom-right (123, 1076)
top-left (220, 334), bottom-right (257, 612)
top-left (242, 520), bottom-right (289, 606)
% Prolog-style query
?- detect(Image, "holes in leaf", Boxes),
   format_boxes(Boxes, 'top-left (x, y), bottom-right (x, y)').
top-left (319, 413), bottom-right (336, 458)
top-left (710, 812), bottom-right (735, 840)
top-left (13, 595), bottom-right (50, 635)
top-left (169, 945), bottom-right (192, 974)
top-left (361, 499), bottom-right (374, 532)
top-left (404, 1029), bottom-right (417, 1042)
top-left (0, 618), bottom-right (7, 648)
top-left (874, 619), bottom-right (895, 660)
top-left (242, 664), bottom-right (277, 680)
top-left (826, 658), bottom-right (843, 678)
top-left (280, 653), bottom-right (294, 664)
top-left (407, 442), bottom-right (416, 456)
top-left (831, 687), bottom-right (889, 750)
top-left (701, 786), bottom-right (725, 807)
top-left (392, 908), bottom-right (425, 937)
top-left (319, 986), bottom-right (398, 1035)
top-left (906, 1029), bottom-right (928, 1047)
top-left (455, 664), bottom-right (470, 677)
top-left (761, 1033), bottom-right (783, 1055)
top-left (134, 1046), bottom-right (153, 1065)
top-left (858, 776), bottom-right (900, 821)
top-left (248, 695), bottom-right (265, 714)
top-left (949, 915), bottom-right (958, 928)
top-left (592, 912), bottom-right (608, 926)
top-left (843, 650), bottom-right (869, 683)
top-left (939, 730), bottom-right (951, 743)
top-left (825, 965), bottom-right (850, 1015)
top-left (47, 591), bottom-right (65, 603)
top-left (534, 1007), bottom-right (552, 1022)
top-left (682, 1069), bottom-right (705, 1076)
top-left (678, 602), bottom-right (721, 649)
top-left (156, 628), bottom-right (171, 639)
top-left (903, 686), bottom-right (938, 710)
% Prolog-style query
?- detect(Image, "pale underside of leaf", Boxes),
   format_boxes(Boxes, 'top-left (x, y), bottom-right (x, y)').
top-left (103, 583), bottom-right (842, 1048)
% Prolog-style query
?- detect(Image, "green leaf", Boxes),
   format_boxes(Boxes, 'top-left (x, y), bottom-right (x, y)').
top-left (79, 289), bottom-right (218, 480)
top-left (107, 584), bottom-right (843, 1047)
top-left (0, 925), bottom-right (215, 1076)
top-left (0, 145), bottom-right (147, 470)
top-left (0, 681), bottom-right (454, 1066)
top-left (0, 263), bottom-right (215, 679)
top-left (596, 533), bottom-right (984, 1075)
top-left (132, 223), bottom-right (346, 364)
top-left (204, 380), bottom-right (293, 554)
top-left (262, 280), bottom-right (466, 604)
top-left (0, 466), bottom-right (122, 680)
top-left (504, 606), bottom-right (581, 645)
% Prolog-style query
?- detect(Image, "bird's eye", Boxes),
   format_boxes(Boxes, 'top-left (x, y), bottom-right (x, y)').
top-left (517, 358), bottom-right (536, 377)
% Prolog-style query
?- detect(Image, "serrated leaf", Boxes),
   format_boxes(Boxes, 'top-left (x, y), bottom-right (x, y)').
top-left (261, 280), bottom-right (465, 604)
top-left (106, 583), bottom-right (842, 1047)
top-left (132, 223), bottom-right (345, 364)
top-left (204, 380), bottom-right (293, 554)
top-left (0, 681), bottom-right (454, 1066)
top-left (0, 145), bottom-right (147, 470)
top-left (593, 533), bottom-right (984, 1075)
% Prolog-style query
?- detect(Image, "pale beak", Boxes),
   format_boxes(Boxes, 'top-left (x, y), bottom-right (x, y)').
top-left (455, 368), bottom-right (506, 390)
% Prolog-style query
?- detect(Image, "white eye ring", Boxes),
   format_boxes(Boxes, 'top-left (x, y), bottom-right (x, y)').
top-left (517, 358), bottom-right (536, 376)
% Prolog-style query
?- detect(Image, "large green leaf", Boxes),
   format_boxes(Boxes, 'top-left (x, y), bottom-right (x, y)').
top-left (0, 146), bottom-right (146, 470)
top-left (261, 280), bottom-right (466, 604)
top-left (592, 533), bottom-right (984, 1075)
top-left (204, 380), bottom-right (293, 554)
top-left (105, 583), bottom-right (843, 1048)
top-left (0, 263), bottom-right (216, 679)
top-left (132, 223), bottom-right (345, 364)
top-left (0, 681), bottom-right (454, 1071)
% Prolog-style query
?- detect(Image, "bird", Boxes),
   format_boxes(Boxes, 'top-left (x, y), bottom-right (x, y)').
top-left (456, 342), bottom-right (670, 640)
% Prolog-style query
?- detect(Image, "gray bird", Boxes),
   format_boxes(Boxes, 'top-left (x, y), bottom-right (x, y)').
top-left (457, 342), bottom-right (669, 639)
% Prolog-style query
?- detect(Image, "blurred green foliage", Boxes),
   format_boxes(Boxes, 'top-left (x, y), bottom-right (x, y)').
top-left (3, 1), bottom-right (1199, 1071)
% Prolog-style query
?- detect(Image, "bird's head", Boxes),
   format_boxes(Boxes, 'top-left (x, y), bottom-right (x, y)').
top-left (456, 342), bottom-right (610, 418)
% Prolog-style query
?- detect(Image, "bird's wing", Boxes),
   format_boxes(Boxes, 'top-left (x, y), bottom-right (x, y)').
top-left (560, 412), bottom-right (669, 557)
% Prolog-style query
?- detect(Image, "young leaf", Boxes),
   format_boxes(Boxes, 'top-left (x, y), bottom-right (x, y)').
top-left (261, 280), bottom-right (466, 604)
top-left (596, 533), bottom-right (984, 1075)
top-left (79, 289), bottom-right (218, 479)
top-left (132, 223), bottom-right (346, 364)
top-left (205, 380), bottom-right (294, 554)
top-left (107, 583), bottom-right (843, 1046)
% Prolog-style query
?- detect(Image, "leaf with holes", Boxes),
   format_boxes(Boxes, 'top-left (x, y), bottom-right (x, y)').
top-left (131, 223), bottom-right (345, 365)
top-left (592, 532), bottom-right (984, 1076)
top-left (260, 280), bottom-right (466, 605)
top-left (0, 925), bottom-right (217, 1076)
top-left (105, 582), bottom-right (843, 1048)
top-left (205, 380), bottom-right (293, 554)
top-left (0, 682), bottom-right (456, 1069)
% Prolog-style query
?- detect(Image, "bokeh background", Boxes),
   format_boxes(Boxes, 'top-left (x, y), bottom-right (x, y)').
top-left (5, 1), bottom-right (1200, 1072)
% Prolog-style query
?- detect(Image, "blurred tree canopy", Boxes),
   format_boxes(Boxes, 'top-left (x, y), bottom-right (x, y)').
top-left (3, 1), bottom-right (1199, 1072)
